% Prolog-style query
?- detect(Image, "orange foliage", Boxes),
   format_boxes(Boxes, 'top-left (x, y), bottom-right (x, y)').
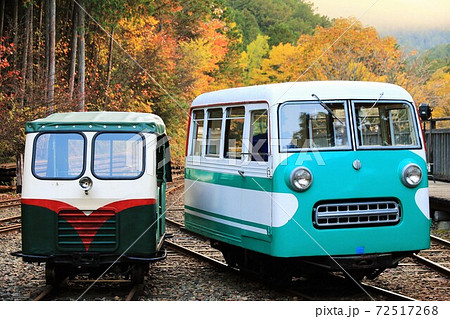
top-left (178, 19), bottom-right (230, 98)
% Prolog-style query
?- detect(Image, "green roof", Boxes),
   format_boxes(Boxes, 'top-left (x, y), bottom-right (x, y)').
top-left (26, 112), bottom-right (166, 134)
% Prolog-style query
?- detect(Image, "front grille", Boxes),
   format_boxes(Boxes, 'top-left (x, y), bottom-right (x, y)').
top-left (313, 200), bottom-right (400, 228)
top-left (58, 210), bottom-right (117, 250)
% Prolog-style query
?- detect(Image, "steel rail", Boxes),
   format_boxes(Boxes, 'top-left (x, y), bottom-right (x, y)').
top-left (412, 253), bottom-right (450, 278)
top-left (0, 215), bottom-right (21, 223)
top-left (165, 215), bottom-right (414, 301)
top-left (361, 283), bottom-right (417, 301)
top-left (431, 235), bottom-right (450, 249)
top-left (125, 284), bottom-right (143, 301)
top-left (164, 240), bottom-right (230, 271)
top-left (0, 201), bottom-right (21, 210)
top-left (166, 182), bottom-right (184, 195)
top-left (0, 224), bottom-right (21, 233)
top-left (0, 198), bottom-right (21, 205)
top-left (33, 285), bottom-right (56, 301)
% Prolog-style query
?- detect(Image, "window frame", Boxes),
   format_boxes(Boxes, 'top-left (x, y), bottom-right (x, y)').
top-left (351, 99), bottom-right (422, 150)
top-left (32, 131), bottom-right (87, 180)
top-left (91, 131), bottom-right (146, 180)
top-left (277, 100), bottom-right (352, 153)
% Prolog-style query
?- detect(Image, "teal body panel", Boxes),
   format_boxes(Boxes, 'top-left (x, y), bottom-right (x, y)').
top-left (185, 149), bottom-right (430, 258)
top-left (22, 202), bottom-right (161, 257)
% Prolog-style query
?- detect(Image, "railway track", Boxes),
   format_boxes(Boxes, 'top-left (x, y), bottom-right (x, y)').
top-left (164, 212), bottom-right (414, 301)
top-left (33, 279), bottom-right (142, 301)
top-left (411, 235), bottom-right (450, 278)
top-left (0, 198), bottom-right (21, 210)
top-left (0, 214), bottom-right (21, 234)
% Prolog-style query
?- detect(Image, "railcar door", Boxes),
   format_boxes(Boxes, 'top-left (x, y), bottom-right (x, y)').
top-left (237, 104), bottom-right (273, 241)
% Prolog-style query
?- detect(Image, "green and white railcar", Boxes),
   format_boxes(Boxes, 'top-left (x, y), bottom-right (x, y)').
top-left (13, 112), bottom-right (172, 284)
top-left (184, 81), bottom-right (430, 281)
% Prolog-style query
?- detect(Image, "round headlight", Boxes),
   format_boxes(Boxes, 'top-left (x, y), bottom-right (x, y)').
top-left (79, 176), bottom-right (93, 193)
top-left (289, 167), bottom-right (313, 192)
top-left (401, 164), bottom-right (422, 188)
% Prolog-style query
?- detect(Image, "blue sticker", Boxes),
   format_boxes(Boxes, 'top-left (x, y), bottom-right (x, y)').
top-left (356, 246), bottom-right (364, 254)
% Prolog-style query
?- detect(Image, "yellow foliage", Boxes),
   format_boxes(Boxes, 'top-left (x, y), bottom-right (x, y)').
top-left (251, 18), bottom-right (406, 84)
top-left (178, 19), bottom-right (230, 97)
top-left (424, 67), bottom-right (450, 118)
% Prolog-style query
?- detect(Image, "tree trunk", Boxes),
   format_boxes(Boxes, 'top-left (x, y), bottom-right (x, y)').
top-left (68, 5), bottom-right (78, 100)
top-left (13, 0), bottom-right (19, 68)
top-left (77, 0), bottom-right (85, 111)
top-left (0, 0), bottom-right (5, 41)
top-left (105, 27), bottom-right (114, 107)
top-left (48, 0), bottom-right (56, 110)
top-left (21, 3), bottom-right (31, 107)
top-left (27, 2), bottom-right (34, 105)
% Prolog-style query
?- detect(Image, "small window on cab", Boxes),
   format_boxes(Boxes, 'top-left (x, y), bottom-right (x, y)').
top-left (224, 107), bottom-right (245, 159)
top-left (191, 110), bottom-right (204, 156)
top-left (205, 108), bottom-right (223, 157)
top-left (250, 110), bottom-right (268, 161)
top-left (93, 132), bottom-right (145, 179)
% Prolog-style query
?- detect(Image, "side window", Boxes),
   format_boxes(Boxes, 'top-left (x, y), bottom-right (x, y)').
top-left (93, 133), bottom-right (144, 179)
top-left (191, 110), bottom-right (204, 156)
top-left (33, 133), bottom-right (85, 179)
top-left (205, 109), bottom-right (223, 157)
top-left (250, 110), bottom-right (268, 161)
top-left (224, 107), bottom-right (245, 159)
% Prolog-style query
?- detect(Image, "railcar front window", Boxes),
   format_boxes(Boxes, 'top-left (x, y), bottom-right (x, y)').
top-left (354, 102), bottom-right (419, 147)
top-left (279, 102), bottom-right (349, 151)
top-left (93, 133), bottom-right (144, 179)
top-left (33, 133), bottom-right (85, 179)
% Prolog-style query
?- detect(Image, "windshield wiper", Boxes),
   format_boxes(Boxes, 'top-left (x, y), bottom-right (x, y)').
top-left (312, 94), bottom-right (343, 125)
top-left (359, 92), bottom-right (384, 128)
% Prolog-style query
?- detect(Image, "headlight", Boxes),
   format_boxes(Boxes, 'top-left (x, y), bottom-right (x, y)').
top-left (401, 164), bottom-right (422, 188)
top-left (289, 167), bottom-right (313, 192)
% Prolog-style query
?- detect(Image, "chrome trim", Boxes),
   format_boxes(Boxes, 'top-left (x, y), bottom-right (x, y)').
top-left (289, 167), bottom-right (313, 192)
top-left (401, 163), bottom-right (422, 188)
top-left (314, 200), bottom-right (400, 228)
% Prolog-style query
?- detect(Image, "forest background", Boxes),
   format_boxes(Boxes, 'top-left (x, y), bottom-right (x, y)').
top-left (0, 0), bottom-right (449, 164)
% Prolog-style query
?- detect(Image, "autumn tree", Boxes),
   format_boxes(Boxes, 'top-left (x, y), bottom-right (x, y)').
top-left (249, 19), bottom-right (407, 84)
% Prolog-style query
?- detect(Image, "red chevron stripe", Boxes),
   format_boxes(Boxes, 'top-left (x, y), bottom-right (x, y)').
top-left (21, 198), bottom-right (156, 250)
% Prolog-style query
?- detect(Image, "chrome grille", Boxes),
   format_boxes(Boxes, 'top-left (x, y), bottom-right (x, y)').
top-left (314, 200), bottom-right (400, 228)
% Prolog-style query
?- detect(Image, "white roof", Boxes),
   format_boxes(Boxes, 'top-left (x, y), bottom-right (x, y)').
top-left (191, 81), bottom-right (414, 107)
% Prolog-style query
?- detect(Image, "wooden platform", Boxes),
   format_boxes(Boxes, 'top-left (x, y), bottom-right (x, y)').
top-left (429, 181), bottom-right (450, 212)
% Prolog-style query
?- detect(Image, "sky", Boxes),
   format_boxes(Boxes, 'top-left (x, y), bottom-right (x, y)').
top-left (309, 0), bottom-right (450, 32)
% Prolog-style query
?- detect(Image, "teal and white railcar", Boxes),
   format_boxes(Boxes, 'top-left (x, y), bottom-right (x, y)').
top-left (184, 81), bottom-right (430, 281)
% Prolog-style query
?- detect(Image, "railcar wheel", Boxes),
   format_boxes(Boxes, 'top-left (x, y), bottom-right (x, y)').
top-left (45, 263), bottom-right (68, 286)
top-left (343, 270), bottom-right (366, 282)
top-left (264, 270), bottom-right (292, 287)
top-left (130, 263), bottom-right (146, 284)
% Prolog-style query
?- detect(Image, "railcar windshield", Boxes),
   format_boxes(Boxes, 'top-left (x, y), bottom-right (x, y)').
top-left (33, 133), bottom-right (85, 179)
top-left (353, 102), bottom-right (419, 148)
top-left (93, 132), bottom-right (145, 179)
top-left (279, 101), bottom-right (350, 151)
